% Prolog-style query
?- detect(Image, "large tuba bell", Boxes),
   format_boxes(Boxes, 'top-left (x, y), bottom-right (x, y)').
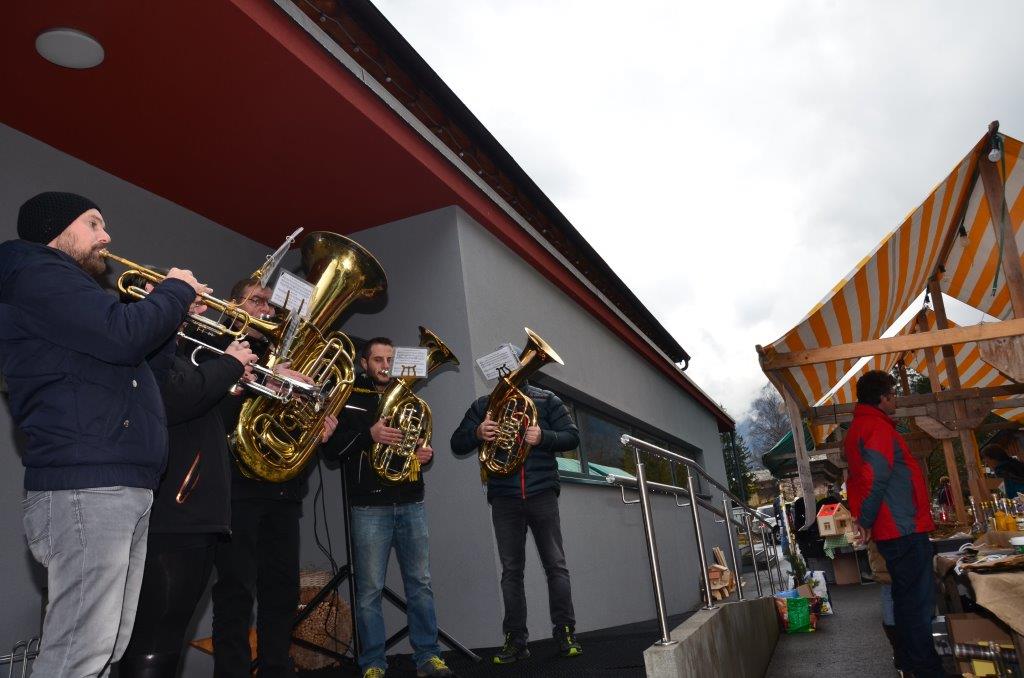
top-left (369, 327), bottom-right (459, 483)
top-left (478, 328), bottom-right (563, 477)
top-left (234, 232), bottom-right (387, 482)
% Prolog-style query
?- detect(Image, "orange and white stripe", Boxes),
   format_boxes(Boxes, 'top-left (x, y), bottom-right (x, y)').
top-left (761, 130), bottom-right (1024, 425)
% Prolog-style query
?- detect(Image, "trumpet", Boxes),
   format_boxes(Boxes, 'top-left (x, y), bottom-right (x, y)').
top-left (179, 331), bottom-right (325, 407)
top-left (101, 250), bottom-right (287, 345)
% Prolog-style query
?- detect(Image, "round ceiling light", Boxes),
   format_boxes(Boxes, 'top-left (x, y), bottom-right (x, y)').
top-left (35, 28), bottom-right (104, 69)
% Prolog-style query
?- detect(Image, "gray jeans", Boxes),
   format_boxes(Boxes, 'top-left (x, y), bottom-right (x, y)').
top-left (23, 487), bottom-right (153, 678)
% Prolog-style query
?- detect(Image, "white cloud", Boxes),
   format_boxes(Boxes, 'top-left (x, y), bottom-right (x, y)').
top-left (374, 0), bottom-right (1024, 418)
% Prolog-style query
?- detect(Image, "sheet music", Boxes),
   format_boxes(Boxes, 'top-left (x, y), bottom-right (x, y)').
top-left (391, 347), bottom-right (429, 378)
top-left (476, 344), bottom-right (520, 380)
top-left (270, 270), bottom-right (314, 318)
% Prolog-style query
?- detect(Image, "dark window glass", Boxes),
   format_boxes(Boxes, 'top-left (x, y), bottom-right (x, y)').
top-left (548, 391), bottom-right (699, 490)
top-left (576, 406), bottom-right (629, 471)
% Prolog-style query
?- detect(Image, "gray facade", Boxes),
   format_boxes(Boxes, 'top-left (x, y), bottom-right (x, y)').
top-left (0, 122), bottom-right (731, 675)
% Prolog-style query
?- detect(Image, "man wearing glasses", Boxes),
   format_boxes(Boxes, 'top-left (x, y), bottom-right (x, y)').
top-left (210, 278), bottom-right (335, 677)
top-left (845, 370), bottom-right (943, 678)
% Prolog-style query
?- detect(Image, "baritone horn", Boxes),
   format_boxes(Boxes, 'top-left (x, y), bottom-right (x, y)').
top-left (370, 327), bottom-right (459, 483)
top-left (478, 328), bottom-right (563, 477)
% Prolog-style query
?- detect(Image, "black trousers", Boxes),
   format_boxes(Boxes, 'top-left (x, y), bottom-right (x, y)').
top-left (119, 533), bottom-right (217, 677)
top-left (211, 498), bottom-right (300, 678)
top-left (490, 489), bottom-right (575, 644)
top-left (876, 532), bottom-right (945, 678)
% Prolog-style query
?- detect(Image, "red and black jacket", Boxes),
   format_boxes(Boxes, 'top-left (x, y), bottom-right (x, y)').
top-left (844, 403), bottom-right (934, 542)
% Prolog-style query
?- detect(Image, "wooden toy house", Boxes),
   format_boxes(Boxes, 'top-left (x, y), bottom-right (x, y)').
top-left (816, 503), bottom-right (852, 537)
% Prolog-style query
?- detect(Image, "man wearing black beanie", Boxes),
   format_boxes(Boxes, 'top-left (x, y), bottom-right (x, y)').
top-left (0, 191), bottom-right (209, 677)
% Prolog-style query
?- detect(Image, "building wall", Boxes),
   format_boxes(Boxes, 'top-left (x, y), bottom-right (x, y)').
top-left (0, 122), bottom-right (734, 674)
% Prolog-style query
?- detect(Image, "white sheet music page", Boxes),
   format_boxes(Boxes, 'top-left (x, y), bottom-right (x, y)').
top-left (391, 347), bottom-right (429, 378)
top-left (270, 270), bottom-right (314, 318)
top-left (476, 344), bottom-right (520, 380)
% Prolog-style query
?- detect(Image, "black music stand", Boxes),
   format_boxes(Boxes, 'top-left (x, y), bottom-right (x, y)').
top-left (291, 465), bottom-right (481, 666)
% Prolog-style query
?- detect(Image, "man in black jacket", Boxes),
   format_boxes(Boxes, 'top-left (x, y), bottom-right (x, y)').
top-left (119, 308), bottom-right (256, 677)
top-left (450, 382), bottom-right (582, 664)
top-left (211, 277), bottom-right (336, 678)
top-left (326, 337), bottom-right (452, 678)
top-left (0, 192), bottom-right (205, 677)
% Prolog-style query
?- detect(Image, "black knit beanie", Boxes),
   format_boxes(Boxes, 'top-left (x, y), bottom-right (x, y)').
top-left (17, 192), bottom-right (101, 244)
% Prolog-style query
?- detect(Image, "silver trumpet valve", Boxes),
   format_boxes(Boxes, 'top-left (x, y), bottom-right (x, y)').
top-left (180, 332), bottom-right (326, 409)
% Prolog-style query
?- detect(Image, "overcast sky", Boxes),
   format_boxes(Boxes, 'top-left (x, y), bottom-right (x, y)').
top-left (373, 0), bottom-right (1024, 421)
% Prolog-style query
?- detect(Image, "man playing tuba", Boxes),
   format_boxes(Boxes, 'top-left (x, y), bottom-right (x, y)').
top-left (450, 366), bottom-right (583, 664)
top-left (324, 337), bottom-right (453, 678)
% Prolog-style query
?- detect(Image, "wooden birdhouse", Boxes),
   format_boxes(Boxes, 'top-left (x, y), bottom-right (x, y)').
top-left (816, 503), bottom-right (852, 537)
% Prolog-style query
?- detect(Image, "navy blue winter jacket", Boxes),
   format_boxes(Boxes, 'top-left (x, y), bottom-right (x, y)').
top-left (450, 385), bottom-right (579, 501)
top-left (0, 240), bottom-right (194, 490)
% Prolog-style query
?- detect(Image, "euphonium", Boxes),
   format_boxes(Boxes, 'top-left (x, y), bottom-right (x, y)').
top-left (234, 232), bottom-right (387, 482)
top-left (478, 328), bottom-right (563, 477)
top-left (369, 327), bottom-right (459, 483)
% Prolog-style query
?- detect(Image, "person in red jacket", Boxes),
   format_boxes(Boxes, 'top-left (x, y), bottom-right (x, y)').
top-left (845, 370), bottom-right (943, 678)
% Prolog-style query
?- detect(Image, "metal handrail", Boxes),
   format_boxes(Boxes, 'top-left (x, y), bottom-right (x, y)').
top-left (3, 637), bottom-right (38, 678)
top-left (621, 435), bottom-right (773, 528)
top-left (618, 434), bottom-right (784, 644)
top-left (603, 474), bottom-right (748, 529)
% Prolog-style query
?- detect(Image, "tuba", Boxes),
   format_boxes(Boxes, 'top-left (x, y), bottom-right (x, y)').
top-left (478, 328), bottom-right (563, 477)
top-left (234, 232), bottom-right (387, 482)
top-left (369, 327), bottom-right (459, 483)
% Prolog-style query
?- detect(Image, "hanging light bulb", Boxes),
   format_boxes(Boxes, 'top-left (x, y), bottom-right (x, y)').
top-left (988, 121), bottom-right (1003, 162)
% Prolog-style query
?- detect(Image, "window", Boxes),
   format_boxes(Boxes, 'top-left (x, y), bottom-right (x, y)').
top-left (548, 390), bottom-right (703, 491)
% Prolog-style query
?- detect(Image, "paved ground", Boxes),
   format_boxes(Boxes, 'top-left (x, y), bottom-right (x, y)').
top-left (765, 581), bottom-right (900, 678)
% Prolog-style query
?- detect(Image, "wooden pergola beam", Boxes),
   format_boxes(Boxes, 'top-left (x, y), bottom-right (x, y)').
top-left (758, 317), bottom-right (1024, 370)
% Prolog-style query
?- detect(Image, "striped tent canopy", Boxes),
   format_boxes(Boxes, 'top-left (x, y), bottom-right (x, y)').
top-left (760, 130), bottom-right (1024, 429)
top-left (899, 310), bottom-right (1024, 423)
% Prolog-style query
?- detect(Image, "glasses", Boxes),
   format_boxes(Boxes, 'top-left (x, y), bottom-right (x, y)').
top-left (244, 295), bottom-right (273, 308)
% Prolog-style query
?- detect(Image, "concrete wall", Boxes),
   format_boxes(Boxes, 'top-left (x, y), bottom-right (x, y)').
top-left (0, 122), bottom-right (735, 674)
top-left (644, 598), bottom-right (779, 678)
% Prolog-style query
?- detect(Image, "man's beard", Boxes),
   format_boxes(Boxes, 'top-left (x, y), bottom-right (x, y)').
top-left (52, 233), bottom-right (106, 275)
top-left (78, 247), bottom-right (106, 275)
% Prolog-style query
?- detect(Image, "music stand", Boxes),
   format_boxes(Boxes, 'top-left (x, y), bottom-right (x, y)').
top-left (292, 465), bottom-right (481, 665)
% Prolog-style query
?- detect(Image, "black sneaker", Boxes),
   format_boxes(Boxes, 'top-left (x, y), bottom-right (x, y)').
top-left (555, 625), bottom-right (582, 657)
top-left (492, 634), bottom-right (530, 664)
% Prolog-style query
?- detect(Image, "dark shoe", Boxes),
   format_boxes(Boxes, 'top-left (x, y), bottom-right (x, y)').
top-left (555, 625), bottom-right (582, 657)
top-left (416, 655), bottom-right (453, 677)
top-left (492, 634), bottom-right (530, 664)
top-left (116, 652), bottom-right (182, 678)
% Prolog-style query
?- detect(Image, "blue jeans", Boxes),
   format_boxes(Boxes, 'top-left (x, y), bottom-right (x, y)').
top-left (352, 502), bottom-right (441, 671)
top-left (23, 487), bottom-right (153, 678)
top-left (876, 532), bottom-right (944, 678)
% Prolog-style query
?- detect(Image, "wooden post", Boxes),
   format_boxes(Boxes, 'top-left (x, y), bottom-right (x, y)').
top-left (927, 280), bottom-right (990, 515)
top-left (978, 143), bottom-right (1024, 316)
top-left (916, 308), bottom-right (970, 525)
top-left (897, 359), bottom-right (912, 396)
